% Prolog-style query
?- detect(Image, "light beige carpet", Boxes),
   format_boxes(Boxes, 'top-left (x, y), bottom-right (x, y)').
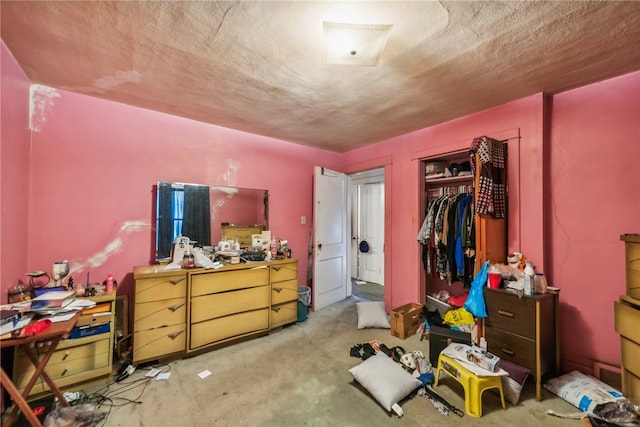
top-left (74, 296), bottom-right (581, 427)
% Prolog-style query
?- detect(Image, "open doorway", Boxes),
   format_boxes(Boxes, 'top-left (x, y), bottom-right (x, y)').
top-left (350, 168), bottom-right (384, 301)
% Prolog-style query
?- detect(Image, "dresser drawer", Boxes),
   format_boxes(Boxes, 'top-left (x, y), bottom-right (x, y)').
top-left (191, 268), bottom-right (268, 296)
top-left (134, 297), bottom-right (186, 332)
top-left (133, 324), bottom-right (186, 363)
top-left (15, 337), bottom-right (110, 389)
top-left (270, 301), bottom-right (297, 328)
top-left (485, 327), bottom-right (536, 372)
top-left (271, 278), bottom-right (298, 305)
top-left (191, 285), bottom-right (269, 323)
top-left (136, 275), bottom-right (187, 303)
top-left (484, 290), bottom-right (536, 339)
top-left (622, 337), bottom-right (640, 377)
top-left (615, 299), bottom-right (640, 344)
top-left (190, 309), bottom-right (269, 349)
top-left (271, 262), bottom-right (298, 283)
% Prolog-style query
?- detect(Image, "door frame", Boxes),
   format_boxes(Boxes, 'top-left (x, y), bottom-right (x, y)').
top-left (343, 158), bottom-right (393, 308)
top-left (349, 168), bottom-right (384, 285)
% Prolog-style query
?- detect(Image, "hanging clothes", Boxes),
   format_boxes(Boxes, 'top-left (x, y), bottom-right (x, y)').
top-left (469, 136), bottom-right (506, 218)
top-left (417, 190), bottom-right (474, 285)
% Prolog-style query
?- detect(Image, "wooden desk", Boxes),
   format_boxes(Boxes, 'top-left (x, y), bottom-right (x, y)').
top-left (1, 312), bottom-right (80, 427)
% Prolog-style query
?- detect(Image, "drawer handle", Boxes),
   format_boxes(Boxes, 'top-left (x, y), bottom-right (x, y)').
top-left (168, 303), bottom-right (185, 312)
top-left (62, 351), bottom-right (71, 361)
top-left (271, 306), bottom-right (281, 313)
top-left (273, 266), bottom-right (281, 272)
top-left (170, 277), bottom-right (185, 285)
top-left (61, 368), bottom-right (68, 376)
top-left (273, 287), bottom-right (283, 293)
top-left (498, 310), bottom-right (514, 318)
top-left (168, 330), bottom-right (184, 340)
top-left (501, 348), bottom-right (515, 356)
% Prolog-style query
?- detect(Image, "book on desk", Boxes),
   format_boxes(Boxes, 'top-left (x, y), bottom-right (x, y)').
top-left (30, 291), bottom-right (75, 310)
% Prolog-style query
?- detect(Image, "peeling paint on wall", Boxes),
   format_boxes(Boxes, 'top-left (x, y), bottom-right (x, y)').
top-left (94, 70), bottom-right (142, 90)
top-left (29, 85), bottom-right (60, 132)
top-left (68, 220), bottom-right (149, 279)
top-left (220, 159), bottom-right (240, 186)
top-left (210, 159), bottom-right (241, 219)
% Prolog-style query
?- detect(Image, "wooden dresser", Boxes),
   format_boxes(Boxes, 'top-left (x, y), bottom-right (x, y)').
top-left (13, 292), bottom-right (116, 397)
top-left (133, 258), bottom-right (298, 364)
top-left (483, 288), bottom-right (559, 400)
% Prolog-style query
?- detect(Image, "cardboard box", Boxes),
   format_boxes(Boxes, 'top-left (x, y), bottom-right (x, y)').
top-left (390, 303), bottom-right (424, 339)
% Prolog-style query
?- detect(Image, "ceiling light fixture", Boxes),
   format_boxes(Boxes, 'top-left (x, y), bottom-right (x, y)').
top-left (323, 21), bottom-right (393, 66)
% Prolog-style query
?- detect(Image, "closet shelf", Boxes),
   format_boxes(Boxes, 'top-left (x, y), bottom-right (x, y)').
top-left (425, 175), bottom-right (473, 186)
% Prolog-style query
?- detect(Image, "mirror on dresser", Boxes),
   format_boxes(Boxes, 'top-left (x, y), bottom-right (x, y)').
top-left (155, 182), bottom-right (269, 262)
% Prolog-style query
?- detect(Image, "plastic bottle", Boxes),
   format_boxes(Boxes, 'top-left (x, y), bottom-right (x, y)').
top-left (106, 274), bottom-right (114, 293)
top-left (524, 262), bottom-right (535, 296)
top-left (183, 248), bottom-right (195, 269)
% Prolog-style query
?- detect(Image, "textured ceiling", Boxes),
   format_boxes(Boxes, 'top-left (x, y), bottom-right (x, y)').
top-left (2, 1), bottom-right (640, 152)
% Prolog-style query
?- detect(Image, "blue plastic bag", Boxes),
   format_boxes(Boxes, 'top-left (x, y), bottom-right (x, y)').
top-left (463, 260), bottom-right (489, 318)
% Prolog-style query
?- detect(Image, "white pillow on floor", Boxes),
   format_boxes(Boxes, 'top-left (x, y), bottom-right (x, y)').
top-left (349, 352), bottom-right (422, 413)
top-left (356, 301), bottom-right (390, 329)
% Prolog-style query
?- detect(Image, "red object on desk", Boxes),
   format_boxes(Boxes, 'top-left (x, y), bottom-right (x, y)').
top-left (0, 312), bottom-right (80, 427)
top-left (21, 319), bottom-right (52, 337)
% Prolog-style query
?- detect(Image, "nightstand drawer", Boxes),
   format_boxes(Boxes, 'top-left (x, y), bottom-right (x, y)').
top-left (191, 268), bottom-right (268, 296)
top-left (485, 327), bottom-right (536, 372)
top-left (484, 290), bottom-right (536, 338)
top-left (191, 285), bottom-right (269, 323)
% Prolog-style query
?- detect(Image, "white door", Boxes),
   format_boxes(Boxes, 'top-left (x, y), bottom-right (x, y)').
top-left (358, 181), bottom-right (384, 284)
top-left (351, 169), bottom-right (385, 285)
top-left (312, 166), bottom-right (350, 311)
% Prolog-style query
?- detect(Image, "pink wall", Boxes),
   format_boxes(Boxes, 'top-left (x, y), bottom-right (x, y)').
top-left (343, 95), bottom-right (547, 310)
top-left (343, 71), bottom-right (640, 373)
top-left (0, 42), bottom-right (342, 317)
top-left (1, 43), bottom-right (31, 300)
top-left (548, 72), bottom-right (640, 371)
top-left (3, 37), bottom-right (639, 374)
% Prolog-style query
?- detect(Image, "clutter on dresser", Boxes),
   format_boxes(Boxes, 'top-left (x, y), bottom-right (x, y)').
top-left (486, 253), bottom-right (550, 295)
top-left (164, 231), bottom-right (293, 270)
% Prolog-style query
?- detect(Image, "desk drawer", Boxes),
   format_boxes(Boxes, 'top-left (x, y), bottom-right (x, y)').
top-left (136, 275), bottom-right (187, 303)
top-left (191, 268), bottom-right (268, 296)
top-left (15, 337), bottom-right (110, 389)
top-left (271, 278), bottom-right (298, 305)
top-left (191, 285), bottom-right (269, 323)
top-left (133, 323), bottom-right (186, 363)
top-left (134, 297), bottom-right (186, 332)
top-left (190, 309), bottom-right (268, 349)
top-left (485, 327), bottom-right (536, 372)
top-left (485, 291), bottom-right (536, 339)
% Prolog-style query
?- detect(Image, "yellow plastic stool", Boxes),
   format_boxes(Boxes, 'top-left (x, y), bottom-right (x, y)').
top-left (434, 354), bottom-right (507, 417)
